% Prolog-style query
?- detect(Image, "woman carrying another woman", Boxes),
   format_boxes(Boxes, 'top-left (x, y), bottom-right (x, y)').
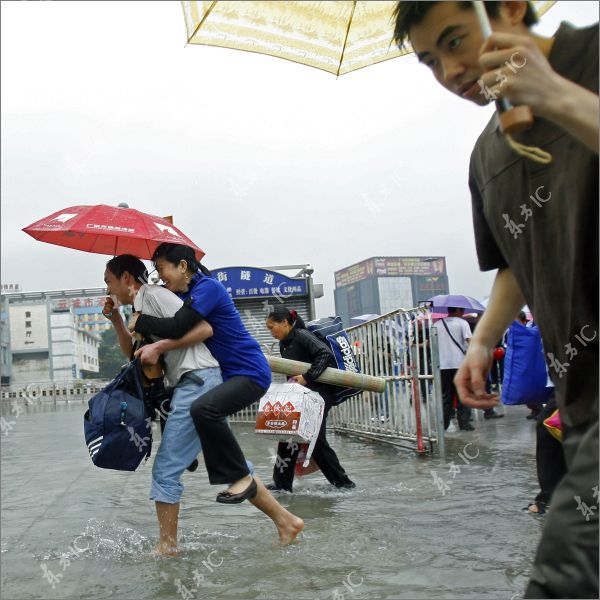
top-left (131, 243), bottom-right (303, 545)
top-left (265, 306), bottom-right (355, 492)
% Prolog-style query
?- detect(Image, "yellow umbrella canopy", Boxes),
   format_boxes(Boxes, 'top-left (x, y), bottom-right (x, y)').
top-left (181, 1), bottom-right (555, 77)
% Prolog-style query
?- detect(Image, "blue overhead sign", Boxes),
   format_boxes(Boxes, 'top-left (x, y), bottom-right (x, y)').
top-left (212, 267), bottom-right (307, 300)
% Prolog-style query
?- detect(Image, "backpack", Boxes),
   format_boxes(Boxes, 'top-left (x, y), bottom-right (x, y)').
top-left (83, 359), bottom-right (153, 471)
top-left (306, 316), bottom-right (362, 405)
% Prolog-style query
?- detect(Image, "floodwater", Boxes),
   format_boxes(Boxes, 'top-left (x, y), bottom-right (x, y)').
top-left (1, 400), bottom-right (544, 600)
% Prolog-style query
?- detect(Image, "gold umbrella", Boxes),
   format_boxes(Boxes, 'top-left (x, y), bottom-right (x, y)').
top-left (181, 1), bottom-right (555, 77)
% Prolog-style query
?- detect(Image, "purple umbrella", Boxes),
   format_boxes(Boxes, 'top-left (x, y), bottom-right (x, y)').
top-left (427, 294), bottom-right (486, 313)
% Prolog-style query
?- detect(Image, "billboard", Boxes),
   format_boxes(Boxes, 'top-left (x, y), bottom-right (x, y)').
top-left (334, 259), bottom-right (375, 288)
top-left (335, 257), bottom-right (446, 287)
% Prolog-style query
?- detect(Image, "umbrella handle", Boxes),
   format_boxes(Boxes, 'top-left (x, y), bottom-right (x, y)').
top-left (472, 1), bottom-right (533, 134)
top-left (472, 2), bottom-right (551, 164)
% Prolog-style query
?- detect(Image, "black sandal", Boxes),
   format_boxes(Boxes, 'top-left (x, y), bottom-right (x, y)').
top-left (216, 478), bottom-right (258, 504)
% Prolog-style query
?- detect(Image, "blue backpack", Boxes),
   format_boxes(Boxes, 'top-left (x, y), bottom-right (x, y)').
top-left (83, 359), bottom-right (153, 471)
top-left (502, 322), bottom-right (553, 406)
top-left (307, 316), bottom-right (362, 405)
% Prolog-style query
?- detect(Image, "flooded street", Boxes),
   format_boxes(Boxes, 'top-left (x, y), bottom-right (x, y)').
top-left (1, 402), bottom-right (544, 599)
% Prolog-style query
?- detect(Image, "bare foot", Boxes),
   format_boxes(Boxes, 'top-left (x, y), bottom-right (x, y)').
top-left (223, 474), bottom-right (253, 496)
top-left (152, 542), bottom-right (179, 556)
top-left (277, 514), bottom-right (304, 546)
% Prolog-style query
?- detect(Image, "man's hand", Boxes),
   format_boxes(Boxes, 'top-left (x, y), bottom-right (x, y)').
top-left (134, 342), bottom-right (162, 366)
top-left (292, 375), bottom-right (308, 386)
top-left (102, 297), bottom-right (122, 323)
top-left (478, 32), bottom-right (563, 117)
top-left (454, 341), bottom-right (499, 410)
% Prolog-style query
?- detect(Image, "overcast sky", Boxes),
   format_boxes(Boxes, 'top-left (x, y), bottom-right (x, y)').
top-left (1, 1), bottom-right (598, 317)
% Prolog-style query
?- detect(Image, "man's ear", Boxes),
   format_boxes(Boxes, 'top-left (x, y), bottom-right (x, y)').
top-left (498, 1), bottom-right (529, 27)
top-left (123, 271), bottom-right (137, 290)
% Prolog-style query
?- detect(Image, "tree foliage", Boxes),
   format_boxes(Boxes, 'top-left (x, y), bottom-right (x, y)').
top-left (98, 327), bottom-right (128, 379)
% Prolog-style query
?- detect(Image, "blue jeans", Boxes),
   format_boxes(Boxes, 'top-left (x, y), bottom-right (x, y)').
top-left (150, 367), bottom-right (220, 504)
top-left (150, 367), bottom-right (254, 503)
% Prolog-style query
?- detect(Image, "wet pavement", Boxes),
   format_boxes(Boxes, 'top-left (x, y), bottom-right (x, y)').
top-left (1, 401), bottom-right (544, 599)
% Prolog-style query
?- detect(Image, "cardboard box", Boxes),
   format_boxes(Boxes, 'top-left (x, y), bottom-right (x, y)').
top-left (255, 383), bottom-right (325, 445)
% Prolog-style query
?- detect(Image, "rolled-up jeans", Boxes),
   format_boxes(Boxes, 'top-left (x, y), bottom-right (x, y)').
top-left (150, 368), bottom-right (254, 504)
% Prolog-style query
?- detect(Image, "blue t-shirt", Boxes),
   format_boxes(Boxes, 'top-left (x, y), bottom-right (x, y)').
top-left (176, 273), bottom-right (271, 389)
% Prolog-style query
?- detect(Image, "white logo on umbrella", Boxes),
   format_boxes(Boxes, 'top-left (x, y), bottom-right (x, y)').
top-left (52, 213), bottom-right (78, 223)
top-left (154, 223), bottom-right (181, 237)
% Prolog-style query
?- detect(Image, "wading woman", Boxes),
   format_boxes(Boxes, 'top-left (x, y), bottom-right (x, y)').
top-left (265, 306), bottom-right (355, 492)
top-left (130, 243), bottom-right (304, 545)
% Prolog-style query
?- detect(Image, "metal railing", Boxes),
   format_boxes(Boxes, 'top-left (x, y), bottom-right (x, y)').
top-left (328, 308), bottom-right (445, 456)
top-left (229, 307), bottom-right (445, 456)
top-left (2, 309), bottom-right (446, 456)
top-left (0, 381), bottom-right (105, 404)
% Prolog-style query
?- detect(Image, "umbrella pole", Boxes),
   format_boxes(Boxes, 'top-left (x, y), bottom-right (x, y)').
top-left (472, 1), bottom-right (551, 164)
top-left (335, 1), bottom-right (357, 78)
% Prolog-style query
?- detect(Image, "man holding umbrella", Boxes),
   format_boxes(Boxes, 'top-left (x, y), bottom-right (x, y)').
top-left (393, 2), bottom-right (598, 597)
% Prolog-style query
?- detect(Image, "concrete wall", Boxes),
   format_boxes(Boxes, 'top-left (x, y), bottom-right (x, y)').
top-left (11, 352), bottom-right (50, 383)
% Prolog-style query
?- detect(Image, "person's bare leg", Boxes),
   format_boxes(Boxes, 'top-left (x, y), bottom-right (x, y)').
top-left (248, 476), bottom-right (304, 545)
top-left (154, 501), bottom-right (180, 555)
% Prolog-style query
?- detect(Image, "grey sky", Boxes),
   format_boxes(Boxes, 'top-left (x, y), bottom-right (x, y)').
top-left (1, 1), bottom-right (598, 317)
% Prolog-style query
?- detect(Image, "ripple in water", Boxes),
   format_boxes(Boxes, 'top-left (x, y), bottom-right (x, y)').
top-left (35, 518), bottom-right (152, 562)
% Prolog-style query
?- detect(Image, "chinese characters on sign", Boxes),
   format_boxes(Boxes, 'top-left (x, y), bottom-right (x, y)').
top-left (335, 257), bottom-right (446, 287)
top-left (213, 268), bottom-right (307, 299)
top-left (53, 297), bottom-right (106, 311)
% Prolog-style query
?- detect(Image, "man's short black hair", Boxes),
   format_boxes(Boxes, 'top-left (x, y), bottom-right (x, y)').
top-left (106, 255), bottom-right (148, 282)
top-left (393, 1), bottom-right (539, 50)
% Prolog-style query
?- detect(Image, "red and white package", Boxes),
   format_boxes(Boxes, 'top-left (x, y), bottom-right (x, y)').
top-left (255, 383), bottom-right (325, 465)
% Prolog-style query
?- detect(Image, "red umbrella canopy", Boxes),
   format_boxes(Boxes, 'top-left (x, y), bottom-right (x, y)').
top-left (23, 205), bottom-right (204, 261)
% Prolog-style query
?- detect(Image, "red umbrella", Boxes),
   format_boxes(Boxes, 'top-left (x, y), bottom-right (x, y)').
top-left (23, 204), bottom-right (204, 261)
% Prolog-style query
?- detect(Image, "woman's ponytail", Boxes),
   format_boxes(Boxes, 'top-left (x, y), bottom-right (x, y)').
top-left (269, 306), bottom-right (306, 329)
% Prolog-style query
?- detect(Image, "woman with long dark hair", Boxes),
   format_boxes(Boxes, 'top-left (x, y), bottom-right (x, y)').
top-left (130, 243), bottom-right (303, 545)
top-left (265, 306), bottom-right (355, 492)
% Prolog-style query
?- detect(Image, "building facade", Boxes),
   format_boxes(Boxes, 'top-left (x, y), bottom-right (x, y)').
top-left (0, 264), bottom-right (319, 386)
top-left (334, 256), bottom-right (450, 326)
top-left (3, 289), bottom-right (104, 385)
top-left (1, 295), bottom-right (12, 385)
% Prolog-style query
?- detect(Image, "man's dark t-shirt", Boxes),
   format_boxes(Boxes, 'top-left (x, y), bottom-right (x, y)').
top-left (469, 22), bottom-right (598, 427)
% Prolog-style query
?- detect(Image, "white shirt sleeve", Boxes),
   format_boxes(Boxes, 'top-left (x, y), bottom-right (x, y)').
top-left (136, 285), bottom-right (183, 319)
